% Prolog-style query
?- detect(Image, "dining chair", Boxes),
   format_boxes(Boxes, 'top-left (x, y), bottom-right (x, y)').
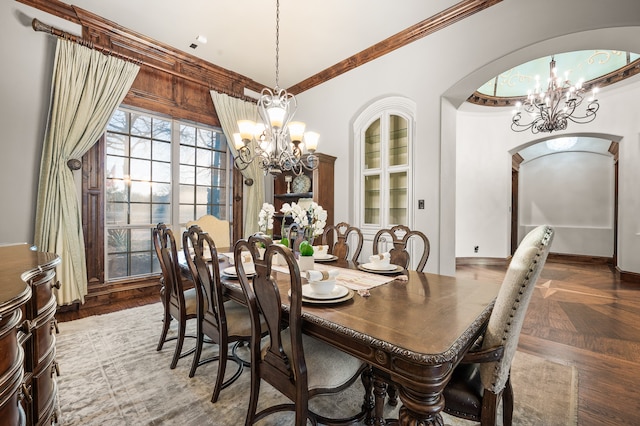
top-left (182, 225), bottom-right (256, 402)
top-left (153, 223), bottom-right (199, 369)
top-left (322, 221), bottom-right (364, 262)
top-left (442, 225), bottom-right (554, 425)
top-left (372, 224), bottom-right (430, 272)
top-left (235, 233), bottom-right (371, 426)
top-left (185, 214), bottom-right (231, 249)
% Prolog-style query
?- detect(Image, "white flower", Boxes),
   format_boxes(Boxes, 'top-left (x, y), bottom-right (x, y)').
top-left (258, 203), bottom-right (275, 232)
top-left (280, 201), bottom-right (327, 237)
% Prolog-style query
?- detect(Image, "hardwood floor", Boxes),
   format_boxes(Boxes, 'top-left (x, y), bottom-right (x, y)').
top-left (456, 259), bottom-right (640, 426)
top-left (57, 260), bottom-right (640, 425)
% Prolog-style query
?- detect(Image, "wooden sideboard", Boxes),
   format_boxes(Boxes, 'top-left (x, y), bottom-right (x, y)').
top-left (0, 244), bottom-right (60, 426)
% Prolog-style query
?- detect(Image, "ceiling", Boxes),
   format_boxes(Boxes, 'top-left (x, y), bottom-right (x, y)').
top-left (65, 0), bottom-right (461, 90)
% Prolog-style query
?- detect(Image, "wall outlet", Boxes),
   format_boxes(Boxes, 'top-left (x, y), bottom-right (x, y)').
top-left (474, 246), bottom-right (479, 253)
top-left (418, 199), bottom-right (425, 209)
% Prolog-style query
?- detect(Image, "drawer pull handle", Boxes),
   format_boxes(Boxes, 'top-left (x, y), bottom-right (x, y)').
top-left (51, 318), bottom-right (60, 334)
top-left (51, 362), bottom-right (60, 377)
top-left (20, 383), bottom-right (33, 404)
top-left (52, 280), bottom-right (61, 290)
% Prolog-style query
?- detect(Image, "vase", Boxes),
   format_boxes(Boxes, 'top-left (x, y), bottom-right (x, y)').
top-left (297, 255), bottom-right (315, 272)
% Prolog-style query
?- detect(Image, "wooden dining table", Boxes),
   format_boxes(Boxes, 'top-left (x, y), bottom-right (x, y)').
top-left (192, 252), bottom-right (502, 426)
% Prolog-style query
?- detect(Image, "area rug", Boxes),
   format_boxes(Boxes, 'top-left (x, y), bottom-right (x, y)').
top-left (55, 303), bottom-right (577, 425)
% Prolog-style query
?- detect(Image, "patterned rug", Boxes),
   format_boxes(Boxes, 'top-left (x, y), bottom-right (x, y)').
top-left (55, 303), bottom-right (577, 425)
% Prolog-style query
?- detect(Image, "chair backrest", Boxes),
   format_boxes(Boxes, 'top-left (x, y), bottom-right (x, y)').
top-left (183, 225), bottom-right (224, 327)
top-left (372, 225), bottom-right (430, 272)
top-left (322, 222), bottom-right (363, 262)
top-left (185, 215), bottom-right (231, 249)
top-left (153, 223), bottom-right (188, 310)
top-left (234, 233), bottom-right (309, 402)
top-left (479, 225), bottom-right (554, 393)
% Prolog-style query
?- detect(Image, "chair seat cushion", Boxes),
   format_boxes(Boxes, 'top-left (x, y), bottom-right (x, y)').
top-left (443, 362), bottom-right (484, 420)
top-left (269, 329), bottom-right (365, 391)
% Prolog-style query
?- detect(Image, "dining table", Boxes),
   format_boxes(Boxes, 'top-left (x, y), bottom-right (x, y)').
top-left (181, 250), bottom-right (502, 425)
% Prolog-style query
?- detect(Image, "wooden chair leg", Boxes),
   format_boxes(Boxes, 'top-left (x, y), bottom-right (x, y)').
top-left (170, 319), bottom-right (186, 369)
top-left (188, 321), bottom-right (204, 378)
top-left (502, 377), bottom-right (514, 426)
top-left (480, 389), bottom-right (502, 426)
top-left (211, 344), bottom-right (227, 403)
top-left (157, 311), bottom-right (171, 351)
top-left (387, 384), bottom-right (398, 406)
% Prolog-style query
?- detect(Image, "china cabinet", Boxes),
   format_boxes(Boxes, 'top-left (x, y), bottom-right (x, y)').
top-left (354, 97), bottom-right (415, 261)
top-left (272, 152), bottom-right (336, 240)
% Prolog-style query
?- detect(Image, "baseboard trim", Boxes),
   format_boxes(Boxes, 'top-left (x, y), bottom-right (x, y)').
top-left (456, 257), bottom-right (510, 266)
top-left (617, 267), bottom-right (640, 283)
top-left (547, 253), bottom-right (612, 265)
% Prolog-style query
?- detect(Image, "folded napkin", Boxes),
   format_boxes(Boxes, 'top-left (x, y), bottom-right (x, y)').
top-left (305, 269), bottom-right (339, 282)
top-left (313, 245), bottom-right (330, 258)
top-left (369, 252), bottom-right (390, 263)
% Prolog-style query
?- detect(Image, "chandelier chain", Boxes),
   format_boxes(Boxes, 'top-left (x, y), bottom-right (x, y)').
top-left (275, 0), bottom-right (280, 89)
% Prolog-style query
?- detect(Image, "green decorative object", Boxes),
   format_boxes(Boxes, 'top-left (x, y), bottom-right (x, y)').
top-left (299, 240), bottom-right (314, 256)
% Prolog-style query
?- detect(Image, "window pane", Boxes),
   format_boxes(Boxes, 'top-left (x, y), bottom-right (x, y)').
top-left (105, 179), bottom-right (128, 202)
top-left (107, 109), bottom-right (128, 133)
top-left (152, 161), bottom-right (171, 183)
top-left (106, 133), bottom-right (128, 157)
top-left (212, 169), bottom-right (225, 187)
top-left (364, 175), bottom-right (380, 225)
top-left (212, 152), bottom-right (227, 169)
top-left (130, 204), bottom-right (151, 224)
top-left (181, 145), bottom-right (196, 165)
top-left (153, 118), bottom-right (171, 141)
top-left (106, 156), bottom-right (127, 179)
top-left (107, 253), bottom-right (128, 279)
top-left (197, 147), bottom-right (212, 167)
top-left (130, 228), bottom-right (152, 251)
top-left (131, 113), bottom-right (151, 137)
top-left (389, 171), bottom-right (407, 224)
top-left (107, 228), bottom-right (129, 253)
top-left (130, 159), bottom-right (151, 181)
top-left (130, 181), bottom-right (151, 203)
top-left (180, 165), bottom-right (195, 185)
top-left (152, 204), bottom-right (170, 224)
top-left (130, 251), bottom-right (153, 276)
top-left (106, 202), bottom-right (128, 225)
top-left (180, 125), bottom-right (196, 146)
top-left (389, 115), bottom-right (408, 166)
top-left (197, 128), bottom-right (213, 148)
top-left (131, 137), bottom-right (151, 159)
top-left (195, 205), bottom-right (208, 218)
top-left (153, 140), bottom-right (171, 162)
top-left (365, 119), bottom-right (381, 169)
top-left (195, 186), bottom-right (209, 204)
top-left (196, 166), bottom-right (211, 186)
top-left (179, 204), bottom-right (194, 223)
top-left (180, 184), bottom-right (195, 204)
top-left (152, 183), bottom-right (171, 203)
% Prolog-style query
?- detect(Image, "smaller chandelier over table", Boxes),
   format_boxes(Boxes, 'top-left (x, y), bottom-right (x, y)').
top-left (232, 0), bottom-right (319, 177)
top-left (511, 56), bottom-right (600, 133)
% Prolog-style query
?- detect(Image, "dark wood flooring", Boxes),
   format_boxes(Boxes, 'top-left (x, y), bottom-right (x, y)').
top-left (57, 259), bottom-right (640, 425)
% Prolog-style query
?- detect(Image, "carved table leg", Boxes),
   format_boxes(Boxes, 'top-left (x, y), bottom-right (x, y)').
top-left (361, 366), bottom-right (375, 425)
top-left (396, 385), bottom-right (445, 426)
top-left (372, 374), bottom-right (389, 425)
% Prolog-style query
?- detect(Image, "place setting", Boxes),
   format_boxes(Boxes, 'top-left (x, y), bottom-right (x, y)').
top-left (289, 269), bottom-right (354, 305)
top-left (221, 252), bottom-right (256, 279)
top-left (312, 244), bottom-right (338, 262)
top-left (357, 252), bottom-right (404, 275)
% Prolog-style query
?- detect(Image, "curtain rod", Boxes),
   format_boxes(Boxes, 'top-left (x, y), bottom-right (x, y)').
top-left (32, 18), bottom-right (142, 65)
top-left (31, 18), bottom-right (256, 103)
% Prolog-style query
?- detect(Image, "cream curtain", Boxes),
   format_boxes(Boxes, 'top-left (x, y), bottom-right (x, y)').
top-left (210, 91), bottom-right (265, 237)
top-left (34, 38), bottom-right (139, 305)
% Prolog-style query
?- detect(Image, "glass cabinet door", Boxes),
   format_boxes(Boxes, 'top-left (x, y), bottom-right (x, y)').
top-left (360, 112), bottom-right (411, 228)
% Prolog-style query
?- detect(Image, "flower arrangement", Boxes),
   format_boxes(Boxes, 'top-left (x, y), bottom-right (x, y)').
top-left (258, 203), bottom-right (275, 235)
top-left (280, 201), bottom-right (327, 240)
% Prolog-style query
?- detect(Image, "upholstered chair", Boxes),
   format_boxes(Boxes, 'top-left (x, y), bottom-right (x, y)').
top-left (322, 221), bottom-right (364, 262)
top-left (235, 233), bottom-right (370, 425)
top-left (152, 223), bottom-right (199, 369)
top-left (182, 225), bottom-right (258, 402)
top-left (185, 214), bottom-right (231, 249)
top-left (443, 225), bottom-right (554, 425)
top-left (372, 224), bottom-right (430, 272)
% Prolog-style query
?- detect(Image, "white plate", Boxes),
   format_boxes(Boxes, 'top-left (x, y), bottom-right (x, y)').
top-left (288, 286), bottom-right (355, 305)
top-left (222, 266), bottom-right (255, 278)
top-left (313, 254), bottom-right (338, 262)
top-left (357, 264), bottom-right (404, 275)
top-left (301, 283), bottom-right (349, 300)
top-left (360, 262), bottom-right (397, 271)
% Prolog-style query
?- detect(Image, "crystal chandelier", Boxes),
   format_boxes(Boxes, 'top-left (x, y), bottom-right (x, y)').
top-left (511, 56), bottom-right (600, 133)
top-left (233, 0), bottom-right (319, 176)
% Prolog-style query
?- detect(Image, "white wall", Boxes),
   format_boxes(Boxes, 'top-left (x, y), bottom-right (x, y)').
top-left (455, 77), bottom-right (640, 272)
top-left (520, 152), bottom-right (614, 257)
top-left (1, 2), bottom-right (80, 244)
